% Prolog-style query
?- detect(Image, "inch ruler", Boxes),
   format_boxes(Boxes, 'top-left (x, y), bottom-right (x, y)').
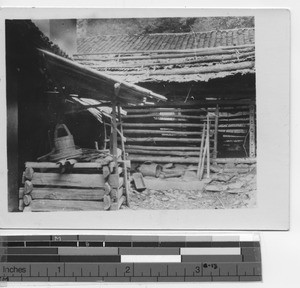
top-left (0, 234), bottom-right (262, 282)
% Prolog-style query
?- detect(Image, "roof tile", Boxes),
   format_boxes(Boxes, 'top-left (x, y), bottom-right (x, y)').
top-left (76, 28), bottom-right (255, 54)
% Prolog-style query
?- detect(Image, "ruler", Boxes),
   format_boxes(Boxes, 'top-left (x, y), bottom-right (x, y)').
top-left (0, 234), bottom-right (262, 282)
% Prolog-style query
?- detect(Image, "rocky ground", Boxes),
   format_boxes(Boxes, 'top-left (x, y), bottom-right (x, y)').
top-left (123, 165), bottom-right (257, 210)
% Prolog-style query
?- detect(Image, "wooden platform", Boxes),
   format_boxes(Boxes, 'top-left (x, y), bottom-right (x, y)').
top-left (19, 160), bottom-right (128, 212)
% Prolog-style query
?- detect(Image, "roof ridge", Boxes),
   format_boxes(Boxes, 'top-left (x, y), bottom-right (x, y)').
top-left (77, 27), bottom-right (254, 40)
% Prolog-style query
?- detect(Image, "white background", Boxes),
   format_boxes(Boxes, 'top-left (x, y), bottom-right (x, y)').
top-left (0, 0), bottom-right (299, 288)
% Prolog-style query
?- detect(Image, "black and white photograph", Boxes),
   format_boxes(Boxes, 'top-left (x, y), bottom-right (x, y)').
top-left (6, 16), bottom-right (257, 212)
top-left (0, 8), bottom-right (289, 231)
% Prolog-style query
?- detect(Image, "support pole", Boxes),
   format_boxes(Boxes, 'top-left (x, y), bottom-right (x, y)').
top-left (206, 114), bottom-right (210, 179)
top-left (213, 105), bottom-right (219, 159)
top-left (249, 105), bottom-right (256, 158)
top-left (118, 104), bottom-right (130, 208)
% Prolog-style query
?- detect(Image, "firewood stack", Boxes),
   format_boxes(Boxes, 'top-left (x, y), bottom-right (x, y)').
top-left (18, 148), bottom-right (128, 212)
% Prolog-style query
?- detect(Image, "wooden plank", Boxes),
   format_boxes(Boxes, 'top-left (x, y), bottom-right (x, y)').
top-left (24, 199), bottom-right (106, 212)
top-left (124, 129), bottom-right (204, 136)
top-left (29, 187), bottom-right (107, 201)
top-left (125, 145), bottom-right (201, 151)
top-left (123, 113), bottom-right (248, 119)
top-left (31, 173), bottom-right (106, 188)
top-left (125, 108), bottom-right (207, 114)
top-left (128, 155), bottom-right (200, 164)
top-left (126, 149), bottom-right (213, 156)
top-left (108, 61), bottom-right (254, 76)
top-left (213, 158), bottom-right (256, 164)
top-left (81, 51), bottom-right (254, 69)
top-left (122, 123), bottom-right (204, 128)
top-left (123, 99), bottom-right (255, 109)
top-left (25, 162), bottom-right (108, 169)
top-left (125, 137), bottom-right (207, 143)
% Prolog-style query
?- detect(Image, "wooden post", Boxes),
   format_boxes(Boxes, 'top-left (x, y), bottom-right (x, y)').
top-left (206, 114), bottom-right (210, 178)
top-left (197, 123), bottom-right (206, 179)
top-left (213, 105), bottom-right (219, 159)
top-left (249, 105), bottom-right (256, 158)
top-left (118, 104), bottom-right (130, 208)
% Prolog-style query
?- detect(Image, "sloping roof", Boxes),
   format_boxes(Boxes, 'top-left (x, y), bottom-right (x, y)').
top-left (40, 49), bottom-right (167, 105)
top-left (76, 28), bottom-right (254, 55)
top-left (74, 28), bottom-right (255, 84)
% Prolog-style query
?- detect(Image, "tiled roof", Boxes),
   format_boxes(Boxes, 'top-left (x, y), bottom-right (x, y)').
top-left (77, 28), bottom-right (254, 54)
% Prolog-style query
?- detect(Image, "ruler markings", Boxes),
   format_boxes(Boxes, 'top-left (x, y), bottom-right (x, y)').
top-left (0, 236), bottom-right (261, 282)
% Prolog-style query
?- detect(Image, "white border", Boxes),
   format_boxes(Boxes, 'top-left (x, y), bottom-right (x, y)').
top-left (0, 8), bottom-right (290, 230)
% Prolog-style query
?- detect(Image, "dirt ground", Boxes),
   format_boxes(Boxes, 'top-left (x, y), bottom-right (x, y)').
top-left (124, 168), bottom-right (257, 210)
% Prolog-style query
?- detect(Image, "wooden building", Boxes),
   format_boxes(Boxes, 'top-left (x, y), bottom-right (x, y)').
top-left (74, 28), bottom-right (256, 164)
top-left (6, 20), bottom-right (166, 212)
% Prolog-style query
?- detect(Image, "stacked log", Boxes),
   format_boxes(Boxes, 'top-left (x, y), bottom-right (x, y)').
top-left (19, 157), bottom-right (127, 212)
top-left (122, 103), bottom-right (253, 164)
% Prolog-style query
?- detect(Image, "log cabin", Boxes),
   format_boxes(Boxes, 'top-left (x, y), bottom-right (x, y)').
top-left (74, 28), bottom-right (256, 164)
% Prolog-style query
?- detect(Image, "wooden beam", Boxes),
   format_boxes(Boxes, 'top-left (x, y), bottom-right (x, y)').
top-left (24, 200), bottom-right (106, 212)
top-left (124, 129), bottom-right (204, 136)
top-left (125, 137), bottom-right (212, 143)
top-left (29, 187), bottom-right (107, 201)
top-left (108, 61), bottom-right (254, 76)
top-left (212, 158), bottom-right (256, 164)
top-left (25, 161), bottom-right (109, 169)
top-left (74, 45), bottom-right (254, 59)
top-left (123, 123), bottom-right (204, 128)
top-left (31, 173), bottom-right (106, 188)
top-left (125, 145), bottom-right (201, 151)
top-left (78, 51), bottom-right (255, 68)
top-left (126, 148), bottom-right (213, 156)
top-left (127, 155), bottom-right (200, 164)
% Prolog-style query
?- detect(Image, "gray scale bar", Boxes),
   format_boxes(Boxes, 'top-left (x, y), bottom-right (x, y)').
top-left (78, 235), bottom-right (105, 241)
top-left (132, 236), bottom-right (159, 242)
top-left (241, 247), bottom-right (261, 262)
top-left (51, 235), bottom-right (78, 241)
top-left (7, 248), bottom-right (58, 254)
top-left (58, 247), bottom-right (118, 255)
top-left (119, 247), bottom-right (180, 255)
top-left (104, 235), bottom-right (131, 242)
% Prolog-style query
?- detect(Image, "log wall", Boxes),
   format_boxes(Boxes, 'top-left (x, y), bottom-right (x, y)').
top-left (122, 102), bottom-right (256, 164)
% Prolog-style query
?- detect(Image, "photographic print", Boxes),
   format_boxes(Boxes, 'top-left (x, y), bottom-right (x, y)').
top-left (6, 17), bottom-right (257, 212)
top-left (0, 8), bottom-right (289, 230)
